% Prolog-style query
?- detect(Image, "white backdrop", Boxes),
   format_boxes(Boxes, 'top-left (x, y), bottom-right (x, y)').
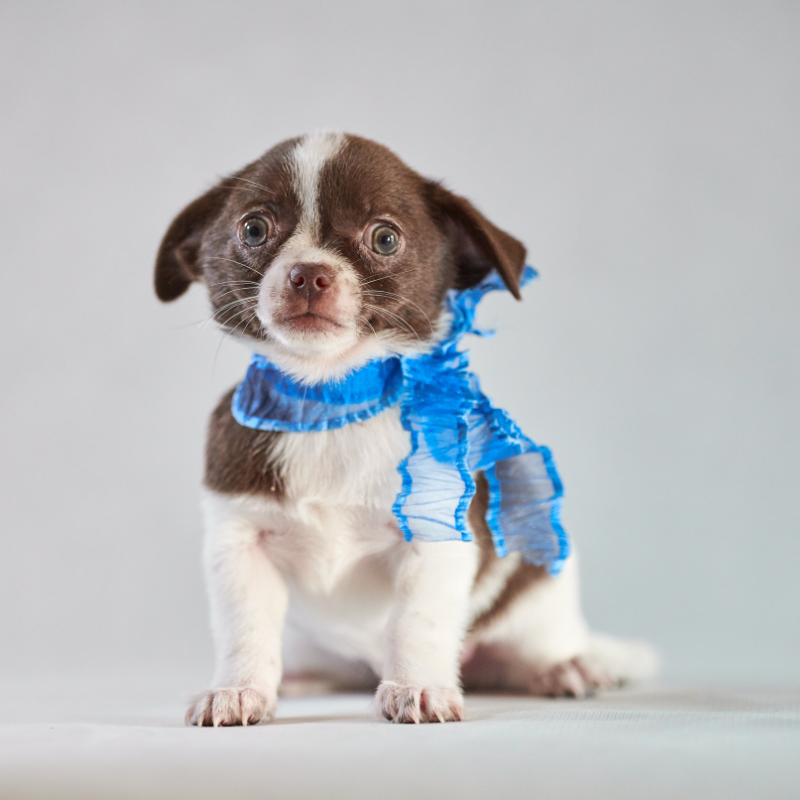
top-left (0, 0), bottom-right (797, 685)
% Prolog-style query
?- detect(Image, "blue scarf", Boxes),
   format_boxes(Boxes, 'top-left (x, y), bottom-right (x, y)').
top-left (232, 267), bottom-right (570, 575)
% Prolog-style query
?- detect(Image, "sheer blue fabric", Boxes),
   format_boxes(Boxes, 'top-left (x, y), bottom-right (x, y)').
top-left (231, 266), bottom-right (570, 575)
top-left (233, 354), bottom-right (403, 432)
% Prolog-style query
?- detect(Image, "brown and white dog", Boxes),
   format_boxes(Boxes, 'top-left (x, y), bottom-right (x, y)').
top-left (154, 132), bottom-right (656, 726)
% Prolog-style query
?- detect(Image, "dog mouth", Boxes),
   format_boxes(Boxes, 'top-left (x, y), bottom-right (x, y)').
top-left (279, 311), bottom-right (346, 333)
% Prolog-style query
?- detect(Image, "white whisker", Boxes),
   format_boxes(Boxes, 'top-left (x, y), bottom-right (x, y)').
top-left (205, 278), bottom-right (262, 289)
top-left (358, 268), bottom-right (419, 287)
top-left (363, 303), bottom-right (421, 341)
top-left (357, 314), bottom-right (381, 345)
top-left (225, 175), bottom-right (273, 195)
top-left (211, 296), bottom-right (258, 319)
top-left (362, 290), bottom-right (433, 330)
top-left (205, 256), bottom-right (264, 278)
top-left (214, 286), bottom-right (260, 302)
top-left (203, 298), bottom-right (259, 335)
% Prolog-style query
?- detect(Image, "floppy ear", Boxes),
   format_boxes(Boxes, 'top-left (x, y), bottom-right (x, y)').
top-left (425, 181), bottom-right (527, 300)
top-left (154, 182), bottom-right (232, 302)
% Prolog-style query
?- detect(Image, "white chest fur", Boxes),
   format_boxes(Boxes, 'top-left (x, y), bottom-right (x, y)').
top-left (276, 405), bottom-right (410, 510)
top-left (204, 407), bottom-right (411, 597)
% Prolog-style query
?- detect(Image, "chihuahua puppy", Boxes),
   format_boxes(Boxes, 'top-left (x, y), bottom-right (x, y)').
top-left (155, 132), bottom-right (656, 726)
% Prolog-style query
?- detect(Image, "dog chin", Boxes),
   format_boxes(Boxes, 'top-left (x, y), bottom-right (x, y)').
top-left (278, 312), bottom-right (347, 336)
top-left (248, 314), bottom-right (380, 384)
top-left (263, 315), bottom-right (357, 352)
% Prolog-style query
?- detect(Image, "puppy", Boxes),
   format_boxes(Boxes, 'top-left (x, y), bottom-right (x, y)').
top-left (154, 132), bottom-right (656, 726)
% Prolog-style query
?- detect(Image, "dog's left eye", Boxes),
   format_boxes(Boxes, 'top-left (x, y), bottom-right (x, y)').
top-left (239, 216), bottom-right (270, 248)
top-left (369, 224), bottom-right (400, 256)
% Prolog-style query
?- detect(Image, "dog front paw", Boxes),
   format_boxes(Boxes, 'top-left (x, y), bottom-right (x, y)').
top-left (376, 681), bottom-right (464, 724)
top-left (185, 687), bottom-right (276, 727)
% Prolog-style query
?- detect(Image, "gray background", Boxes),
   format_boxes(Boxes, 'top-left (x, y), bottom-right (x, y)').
top-left (1, 0), bottom-right (797, 688)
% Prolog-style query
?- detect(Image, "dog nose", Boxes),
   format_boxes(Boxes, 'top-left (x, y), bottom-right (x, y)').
top-left (288, 263), bottom-right (334, 296)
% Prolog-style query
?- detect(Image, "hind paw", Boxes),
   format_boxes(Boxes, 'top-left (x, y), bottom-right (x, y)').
top-left (527, 657), bottom-right (616, 698)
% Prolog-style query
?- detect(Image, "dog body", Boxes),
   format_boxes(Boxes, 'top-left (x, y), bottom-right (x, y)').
top-left (155, 132), bottom-right (656, 725)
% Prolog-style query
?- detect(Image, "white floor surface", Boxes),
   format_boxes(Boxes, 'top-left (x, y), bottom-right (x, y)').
top-left (1, 677), bottom-right (798, 799)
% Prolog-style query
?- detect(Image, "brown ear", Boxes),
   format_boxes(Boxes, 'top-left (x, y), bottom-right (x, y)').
top-left (425, 181), bottom-right (527, 300)
top-left (154, 182), bottom-right (232, 302)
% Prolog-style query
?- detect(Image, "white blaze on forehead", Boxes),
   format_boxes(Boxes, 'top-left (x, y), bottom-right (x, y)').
top-left (256, 132), bottom-right (359, 367)
top-left (290, 131), bottom-right (346, 241)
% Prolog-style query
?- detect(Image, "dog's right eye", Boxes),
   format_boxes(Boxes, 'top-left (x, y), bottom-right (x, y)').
top-left (239, 216), bottom-right (270, 248)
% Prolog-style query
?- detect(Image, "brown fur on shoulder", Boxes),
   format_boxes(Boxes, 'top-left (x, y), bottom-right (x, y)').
top-left (204, 388), bottom-right (285, 498)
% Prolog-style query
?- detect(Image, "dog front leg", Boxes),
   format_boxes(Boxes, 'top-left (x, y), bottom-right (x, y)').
top-left (377, 539), bottom-right (478, 723)
top-left (186, 495), bottom-right (288, 727)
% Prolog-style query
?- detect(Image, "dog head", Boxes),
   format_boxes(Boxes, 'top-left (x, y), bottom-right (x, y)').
top-left (154, 132), bottom-right (526, 382)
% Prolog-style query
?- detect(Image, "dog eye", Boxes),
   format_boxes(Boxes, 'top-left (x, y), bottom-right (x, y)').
top-left (370, 225), bottom-right (400, 255)
top-left (239, 216), bottom-right (270, 248)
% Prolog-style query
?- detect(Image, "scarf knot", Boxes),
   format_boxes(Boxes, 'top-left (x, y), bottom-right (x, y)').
top-left (232, 266), bottom-right (569, 575)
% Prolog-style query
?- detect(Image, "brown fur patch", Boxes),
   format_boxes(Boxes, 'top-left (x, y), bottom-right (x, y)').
top-left (467, 471), bottom-right (549, 634)
top-left (316, 135), bottom-right (456, 341)
top-left (204, 387), bottom-right (285, 498)
top-left (468, 471), bottom-right (499, 583)
top-left (469, 555), bottom-right (548, 635)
